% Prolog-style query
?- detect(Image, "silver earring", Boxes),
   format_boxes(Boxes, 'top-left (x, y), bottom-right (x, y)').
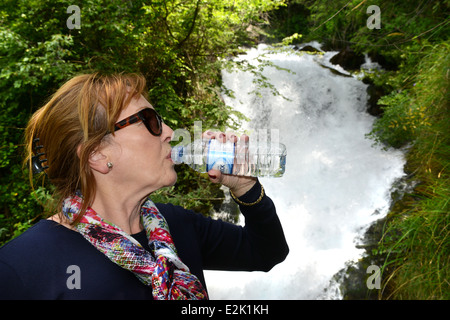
top-left (107, 162), bottom-right (113, 170)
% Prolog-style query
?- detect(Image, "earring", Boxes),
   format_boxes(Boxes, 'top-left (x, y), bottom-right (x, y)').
top-left (107, 162), bottom-right (113, 170)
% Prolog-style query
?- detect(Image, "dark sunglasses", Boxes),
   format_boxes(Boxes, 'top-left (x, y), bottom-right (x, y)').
top-left (113, 108), bottom-right (163, 136)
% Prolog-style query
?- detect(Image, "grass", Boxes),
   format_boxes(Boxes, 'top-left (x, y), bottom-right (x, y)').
top-left (380, 177), bottom-right (449, 299)
top-left (374, 43), bottom-right (449, 300)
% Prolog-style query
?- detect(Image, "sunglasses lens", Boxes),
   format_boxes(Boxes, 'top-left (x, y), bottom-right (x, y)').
top-left (142, 108), bottom-right (162, 136)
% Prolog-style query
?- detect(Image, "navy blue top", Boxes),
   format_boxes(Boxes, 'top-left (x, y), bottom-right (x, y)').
top-left (0, 182), bottom-right (288, 299)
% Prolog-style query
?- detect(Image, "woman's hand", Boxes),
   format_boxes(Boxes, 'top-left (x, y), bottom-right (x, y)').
top-left (202, 131), bottom-right (257, 197)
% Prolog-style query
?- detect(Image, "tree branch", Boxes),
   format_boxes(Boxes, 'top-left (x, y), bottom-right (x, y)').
top-left (177, 0), bottom-right (201, 48)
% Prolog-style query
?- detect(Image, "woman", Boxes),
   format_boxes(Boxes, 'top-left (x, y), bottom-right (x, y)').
top-left (0, 73), bottom-right (288, 300)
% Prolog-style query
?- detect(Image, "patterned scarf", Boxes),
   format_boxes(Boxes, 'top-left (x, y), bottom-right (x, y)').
top-left (62, 193), bottom-right (208, 300)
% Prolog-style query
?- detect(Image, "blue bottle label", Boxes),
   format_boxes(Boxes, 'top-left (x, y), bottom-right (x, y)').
top-left (206, 139), bottom-right (235, 174)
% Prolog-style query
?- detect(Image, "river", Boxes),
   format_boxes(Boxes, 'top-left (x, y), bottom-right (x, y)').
top-left (203, 43), bottom-right (406, 300)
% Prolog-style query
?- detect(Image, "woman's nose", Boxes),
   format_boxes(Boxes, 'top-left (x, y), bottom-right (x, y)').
top-left (162, 123), bottom-right (174, 142)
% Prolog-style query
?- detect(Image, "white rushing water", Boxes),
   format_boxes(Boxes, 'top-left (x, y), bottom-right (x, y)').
top-left (203, 44), bottom-right (405, 300)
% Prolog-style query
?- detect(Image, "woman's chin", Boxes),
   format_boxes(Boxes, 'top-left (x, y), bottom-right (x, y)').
top-left (167, 170), bottom-right (178, 187)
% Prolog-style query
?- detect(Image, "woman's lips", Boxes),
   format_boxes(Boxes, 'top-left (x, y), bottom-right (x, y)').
top-left (166, 150), bottom-right (173, 161)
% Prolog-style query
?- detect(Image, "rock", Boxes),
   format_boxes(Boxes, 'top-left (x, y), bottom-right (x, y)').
top-left (362, 76), bottom-right (390, 116)
top-left (366, 84), bottom-right (386, 116)
top-left (336, 217), bottom-right (387, 300)
top-left (368, 52), bottom-right (399, 71)
top-left (318, 63), bottom-right (352, 78)
top-left (330, 46), bottom-right (365, 71)
top-left (296, 45), bottom-right (322, 53)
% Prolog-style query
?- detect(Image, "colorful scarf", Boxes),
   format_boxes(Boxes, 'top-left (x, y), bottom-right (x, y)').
top-left (62, 193), bottom-right (208, 300)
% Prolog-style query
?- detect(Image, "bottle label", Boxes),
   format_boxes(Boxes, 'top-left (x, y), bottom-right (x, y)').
top-left (206, 139), bottom-right (235, 174)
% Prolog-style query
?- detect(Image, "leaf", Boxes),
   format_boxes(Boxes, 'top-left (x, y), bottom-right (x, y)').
top-left (387, 32), bottom-right (404, 37)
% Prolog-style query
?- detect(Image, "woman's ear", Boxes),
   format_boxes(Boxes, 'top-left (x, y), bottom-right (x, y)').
top-left (77, 144), bottom-right (110, 174)
top-left (88, 150), bottom-right (110, 174)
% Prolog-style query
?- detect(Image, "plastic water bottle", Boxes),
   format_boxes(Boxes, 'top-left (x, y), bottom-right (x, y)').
top-left (171, 138), bottom-right (287, 177)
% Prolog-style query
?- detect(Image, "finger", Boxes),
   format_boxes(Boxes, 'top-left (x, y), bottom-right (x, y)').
top-left (202, 130), bottom-right (215, 139)
top-left (202, 130), bottom-right (226, 142)
top-left (207, 169), bottom-right (241, 190)
top-left (239, 134), bottom-right (249, 143)
top-left (207, 169), bottom-right (222, 183)
top-left (217, 132), bottom-right (226, 142)
top-left (226, 132), bottom-right (238, 143)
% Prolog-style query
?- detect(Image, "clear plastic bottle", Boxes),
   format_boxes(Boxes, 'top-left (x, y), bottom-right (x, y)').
top-left (171, 138), bottom-right (287, 177)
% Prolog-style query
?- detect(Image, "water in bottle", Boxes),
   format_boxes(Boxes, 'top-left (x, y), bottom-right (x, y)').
top-left (171, 138), bottom-right (286, 177)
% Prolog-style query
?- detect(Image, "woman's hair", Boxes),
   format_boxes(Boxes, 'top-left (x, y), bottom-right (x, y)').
top-left (24, 72), bottom-right (147, 224)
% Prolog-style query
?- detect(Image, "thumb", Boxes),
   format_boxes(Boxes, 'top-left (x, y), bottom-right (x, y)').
top-left (207, 169), bottom-right (237, 188)
top-left (207, 169), bottom-right (223, 184)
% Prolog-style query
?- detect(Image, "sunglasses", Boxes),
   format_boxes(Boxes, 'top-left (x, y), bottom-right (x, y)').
top-left (113, 108), bottom-right (163, 136)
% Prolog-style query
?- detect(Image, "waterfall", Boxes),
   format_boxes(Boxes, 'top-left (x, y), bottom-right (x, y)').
top-left (204, 44), bottom-right (405, 299)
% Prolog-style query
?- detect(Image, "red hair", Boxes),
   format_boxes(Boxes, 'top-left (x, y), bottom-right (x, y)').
top-left (25, 73), bottom-right (147, 224)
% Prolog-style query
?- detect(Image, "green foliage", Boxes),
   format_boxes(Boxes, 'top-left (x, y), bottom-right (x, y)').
top-left (264, 0), bottom-right (309, 43)
top-left (298, 0), bottom-right (448, 47)
top-left (269, 0), bottom-right (449, 71)
top-left (0, 0), bottom-right (286, 246)
top-left (378, 176), bottom-right (449, 299)
top-left (367, 89), bottom-right (431, 148)
top-left (368, 42), bottom-right (449, 147)
top-left (371, 43), bottom-right (449, 299)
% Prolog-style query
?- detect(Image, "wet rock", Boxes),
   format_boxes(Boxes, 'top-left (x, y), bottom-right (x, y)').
top-left (368, 52), bottom-right (399, 71)
top-left (296, 45), bottom-right (322, 53)
top-left (319, 63), bottom-right (352, 78)
top-left (362, 76), bottom-right (391, 117)
top-left (330, 46), bottom-right (365, 71)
